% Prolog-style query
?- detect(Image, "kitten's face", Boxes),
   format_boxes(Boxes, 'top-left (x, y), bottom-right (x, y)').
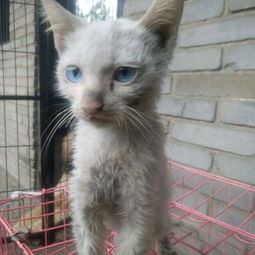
top-left (57, 20), bottom-right (163, 124)
top-left (43, 0), bottom-right (184, 125)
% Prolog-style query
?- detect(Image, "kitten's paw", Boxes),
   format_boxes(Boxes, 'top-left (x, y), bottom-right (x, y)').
top-left (158, 235), bottom-right (178, 255)
top-left (170, 251), bottom-right (179, 255)
top-left (158, 246), bottom-right (179, 255)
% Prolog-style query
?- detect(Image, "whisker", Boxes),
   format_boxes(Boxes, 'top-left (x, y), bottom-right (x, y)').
top-left (122, 109), bottom-right (149, 141)
top-left (126, 106), bottom-right (154, 129)
top-left (125, 106), bottom-right (158, 137)
top-left (65, 110), bottom-right (77, 128)
top-left (122, 106), bottom-right (159, 141)
top-left (41, 110), bottom-right (73, 161)
top-left (120, 111), bottom-right (129, 137)
top-left (70, 117), bottom-right (78, 131)
top-left (118, 111), bottom-right (127, 130)
top-left (127, 105), bottom-right (155, 121)
top-left (42, 111), bottom-right (70, 157)
top-left (41, 105), bottom-right (71, 140)
top-left (115, 115), bottom-right (122, 129)
top-left (40, 102), bottom-right (70, 114)
top-left (42, 113), bottom-right (72, 159)
top-left (125, 108), bottom-right (153, 136)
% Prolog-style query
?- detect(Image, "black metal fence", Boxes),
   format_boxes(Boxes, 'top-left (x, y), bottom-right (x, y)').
top-left (0, 0), bottom-right (40, 199)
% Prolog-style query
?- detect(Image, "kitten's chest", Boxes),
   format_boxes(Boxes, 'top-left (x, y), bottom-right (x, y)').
top-left (74, 123), bottom-right (129, 168)
top-left (87, 158), bottom-right (124, 202)
top-left (73, 122), bottom-right (133, 192)
top-left (73, 124), bottom-right (144, 201)
top-left (71, 122), bottom-right (164, 211)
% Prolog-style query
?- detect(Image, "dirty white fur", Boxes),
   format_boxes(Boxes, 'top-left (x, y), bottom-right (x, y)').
top-left (42, 0), bottom-right (183, 254)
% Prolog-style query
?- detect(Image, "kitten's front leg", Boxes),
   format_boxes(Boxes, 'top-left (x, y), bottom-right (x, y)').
top-left (116, 220), bottom-right (154, 255)
top-left (72, 207), bottom-right (107, 255)
top-left (70, 179), bottom-right (107, 255)
top-left (115, 188), bottom-right (155, 255)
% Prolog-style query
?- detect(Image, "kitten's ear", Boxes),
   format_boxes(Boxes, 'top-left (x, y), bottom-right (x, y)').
top-left (139, 0), bottom-right (184, 49)
top-left (42, 0), bottom-right (84, 54)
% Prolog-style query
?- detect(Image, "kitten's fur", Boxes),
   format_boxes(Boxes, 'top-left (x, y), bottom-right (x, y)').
top-left (42, 0), bottom-right (184, 254)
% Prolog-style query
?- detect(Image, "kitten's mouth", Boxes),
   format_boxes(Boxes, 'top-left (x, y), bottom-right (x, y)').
top-left (77, 110), bottom-right (115, 124)
top-left (87, 114), bottom-right (112, 123)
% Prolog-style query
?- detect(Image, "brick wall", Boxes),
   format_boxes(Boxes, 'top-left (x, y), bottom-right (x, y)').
top-left (123, 0), bottom-right (255, 186)
top-left (0, 0), bottom-right (40, 196)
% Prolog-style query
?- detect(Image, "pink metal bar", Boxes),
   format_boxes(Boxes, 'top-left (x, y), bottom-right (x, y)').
top-left (169, 160), bottom-right (255, 192)
top-left (172, 202), bottom-right (255, 241)
top-left (0, 162), bottom-right (254, 255)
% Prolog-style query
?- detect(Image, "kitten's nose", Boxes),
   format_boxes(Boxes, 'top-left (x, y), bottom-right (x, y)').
top-left (83, 100), bottom-right (104, 115)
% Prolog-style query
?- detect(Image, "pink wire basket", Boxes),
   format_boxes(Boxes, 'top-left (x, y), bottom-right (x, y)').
top-left (0, 161), bottom-right (255, 255)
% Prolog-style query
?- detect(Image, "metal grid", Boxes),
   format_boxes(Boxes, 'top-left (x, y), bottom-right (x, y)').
top-left (0, 162), bottom-right (255, 255)
top-left (0, 185), bottom-right (72, 255)
top-left (0, 0), bottom-right (40, 199)
top-left (169, 161), bottom-right (255, 255)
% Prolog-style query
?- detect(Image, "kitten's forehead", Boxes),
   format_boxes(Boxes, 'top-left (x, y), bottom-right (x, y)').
top-left (61, 19), bottom-right (155, 68)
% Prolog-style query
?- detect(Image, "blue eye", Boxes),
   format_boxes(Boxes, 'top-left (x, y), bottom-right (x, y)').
top-left (113, 66), bottom-right (138, 83)
top-left (65, 65), bottom-right (83, 83)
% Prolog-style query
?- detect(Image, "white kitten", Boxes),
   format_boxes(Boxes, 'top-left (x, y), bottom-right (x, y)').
top-left (42, 0), bottom-right (183, 254)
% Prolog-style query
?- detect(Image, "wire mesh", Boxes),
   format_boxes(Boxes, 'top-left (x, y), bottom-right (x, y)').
top-left (0, 0), bottom-right (41, 200)
top-left (0, 162), bottom-right (255, 255)
top-left (0, 185), bottom-right (72, 255)
top-left (169, 161), bottom-right (255, 255)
